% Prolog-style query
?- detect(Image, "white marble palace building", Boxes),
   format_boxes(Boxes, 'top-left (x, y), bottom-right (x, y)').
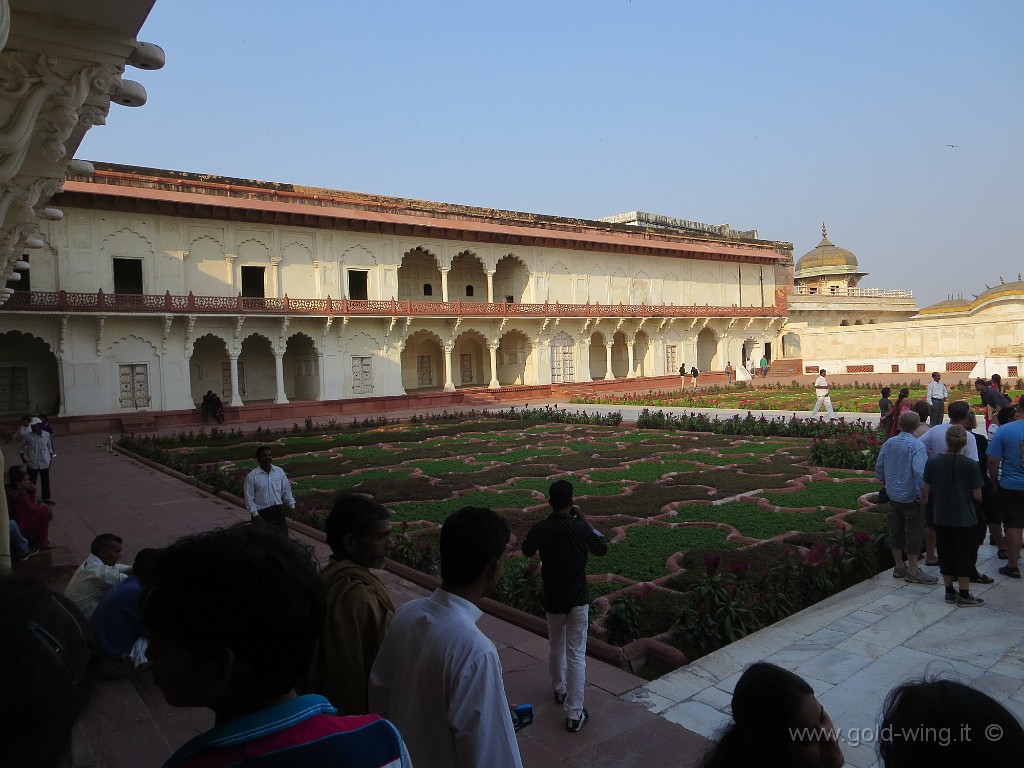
top-left (0, 164), bottom-right (792, 421)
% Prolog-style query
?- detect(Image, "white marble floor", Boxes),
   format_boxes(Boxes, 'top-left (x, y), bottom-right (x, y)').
top-left (624, 546), bottom-right (1024, 768)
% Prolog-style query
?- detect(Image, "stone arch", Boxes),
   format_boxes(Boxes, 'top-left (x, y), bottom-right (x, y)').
top-left (101, 228), bottom-right (156, 296)
top-left (454, 329), bottom-right (487, 387)
top-left (634, 330), bottom-right (651, 377)
top-left (782, 331), bottom-right (802, 358)
top-left (550, 330), bottom-right (576, 384)
top-left (497, 329), bottom-right (530, 386)
top-left (632, 271), bottom-right (652, 305)
top-left (284, 332), bottom-right (319, 400)
top-left (494, 254), bottom-right (529, 303)
top-left (398, 247), bottom-right (442, 300)
top-left (237, 238), bottom-right (271, 262)
top-left (610, 330), bottom-right (629, 378)
top-left (340, 244), bottom-right (377, 266)
top-left (547, 261), bottom-right (572, 303)
top-left (451, 250), bottom-right (486, 302)
top-left (401, 329), bottom-right (444, 390)
top-left (696, 327), bottom-right (719, 372)
top-left (238, 333), bottom-right (275, 401)
top-left (109, 334), bottom-right (161, 411)
top-left (0, 330), bottom-right (59, 416)
top-left (609, 268), bottom-right (629, 305)
top-left (588, 331), bottom-right (609, 380)
top-left (184, 235), bottom-right (229, 297)
top-left (189, 333), bottom-right (230, 404)
top-left (101, 227), bottom-right (155, 258)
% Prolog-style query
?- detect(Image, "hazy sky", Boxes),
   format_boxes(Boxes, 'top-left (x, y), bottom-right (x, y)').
top-left (80, 1), bottom-right (1023, 307)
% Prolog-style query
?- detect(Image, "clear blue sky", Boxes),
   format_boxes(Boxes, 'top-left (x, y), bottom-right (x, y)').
top-left (80, 0), bottom-right (1023, 307)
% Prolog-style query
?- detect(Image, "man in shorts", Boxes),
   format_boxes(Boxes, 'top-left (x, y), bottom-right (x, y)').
top-left (876, 411), bottom-right (936, 585)
top-left (988, 410), bottom-right (1024, 579)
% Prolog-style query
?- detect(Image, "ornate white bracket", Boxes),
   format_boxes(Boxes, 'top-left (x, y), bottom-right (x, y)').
top-left (95, 315), bottom-right (105, 355)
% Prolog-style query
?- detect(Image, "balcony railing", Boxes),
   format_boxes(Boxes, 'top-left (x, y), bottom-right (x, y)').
top-left (0, 290), bottom-right (786, 318)
top-left (792, 286), bottom-right (913, 298)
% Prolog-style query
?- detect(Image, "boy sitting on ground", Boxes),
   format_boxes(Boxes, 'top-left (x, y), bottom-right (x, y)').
top-left (143, 524), bottom-right (411, 768)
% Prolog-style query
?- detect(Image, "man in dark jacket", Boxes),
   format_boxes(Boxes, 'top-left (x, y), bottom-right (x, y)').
top-left (522, 480), bottom-right (607, 733)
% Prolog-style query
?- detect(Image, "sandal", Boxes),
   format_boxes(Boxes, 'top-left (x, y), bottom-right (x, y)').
top-left (998, 549), bottom-right (1008, 560)
top-left (998, 565), bottom-right (1021, 579)
top-left (971, 573), bottom-right (995, 584)
top-left (924, 560), bottom-right (940, 567)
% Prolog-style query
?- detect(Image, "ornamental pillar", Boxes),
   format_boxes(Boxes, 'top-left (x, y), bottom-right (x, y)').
top-left (228, 354), bottom-right (244, 407)
top-left (488, 342), bottom-right (500, 389)
top-left (443, 342), bottom-right (456, 392)
top-left (273, 352), bottom-right (289, 404)
top-left (604, 342), bottom-right (614, 381)
top-left (626, 340), bottom-right (637, 378)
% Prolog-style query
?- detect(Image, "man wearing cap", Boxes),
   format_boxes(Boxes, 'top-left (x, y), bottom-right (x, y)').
top-left (23, 417), bottom-right (56, 504)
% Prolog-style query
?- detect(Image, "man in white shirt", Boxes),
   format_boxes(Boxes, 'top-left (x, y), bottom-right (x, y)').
top-left (64, 533), bottom-right (132, 619)
top-left (369, 506), bottom-right (523, 768)
top-left (810, 369), bottom-right (836, 417)
top-left (926, 372), bottom-right (949, 426)
top-left (23, 417), bottom-right (56, 503)
top-left (243, 445), bottom-right (295, 533)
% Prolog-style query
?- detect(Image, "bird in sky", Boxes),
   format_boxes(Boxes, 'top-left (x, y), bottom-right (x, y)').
top-left (945, 144), bottom-right (961, 148)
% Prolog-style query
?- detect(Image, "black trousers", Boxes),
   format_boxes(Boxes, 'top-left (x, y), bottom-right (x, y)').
top-left (27, 466), bottom-right (51, 501)
top-left (930, 398), bottom-right (945, 426)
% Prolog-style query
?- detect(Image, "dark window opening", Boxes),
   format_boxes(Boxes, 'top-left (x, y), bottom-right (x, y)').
top-left (465, 285), bottom-right (474, 297)
top-left (423, 283), bottom-right (433, 296)
top-left (348, 270), bottom-right (368, 300)
top-left (112, 258), bottom-right (143, 294)
top-left (241, 266), bottom-right (266, 298)
top-left (505, 295), bottom-right (514, 303)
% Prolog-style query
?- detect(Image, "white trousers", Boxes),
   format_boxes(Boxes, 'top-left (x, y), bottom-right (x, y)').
top-left (547, 605), bottom-right (589, 718)
top-left (810, 395), bottom-right (835, 416)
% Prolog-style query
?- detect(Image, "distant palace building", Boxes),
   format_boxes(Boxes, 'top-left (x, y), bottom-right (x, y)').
top-left (780, 226), bottom-right (1023, 380)
top-left (0, 165), bottom-right (793, 424)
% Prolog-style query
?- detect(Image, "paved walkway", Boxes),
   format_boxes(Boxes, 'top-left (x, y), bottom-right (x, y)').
top-left (10, 400), bottom-right (1021, 768)
top-left (3, 432), bottom-right (704, 768)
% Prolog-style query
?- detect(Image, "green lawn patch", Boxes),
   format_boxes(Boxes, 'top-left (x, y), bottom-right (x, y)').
top-left (390, 491), bottom-right (543, 523)
top-left (674, 502), bottom-right (836, 538)
top-left (760, 481), bottom-right (877, 510)
top-left (588, 525), bottom-right (740, 582)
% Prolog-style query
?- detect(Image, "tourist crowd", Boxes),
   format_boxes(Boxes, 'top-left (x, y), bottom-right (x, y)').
top-left (4, 378), bottom-right (1024, 767)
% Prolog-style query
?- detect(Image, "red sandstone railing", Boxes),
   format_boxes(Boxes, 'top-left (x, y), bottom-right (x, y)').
top-left (0, 290), bottom-right (785, 318)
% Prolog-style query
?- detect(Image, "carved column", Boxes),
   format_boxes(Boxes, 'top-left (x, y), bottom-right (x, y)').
top-left (228, 354), bottom-right (243, 407)
top-left (626, 340), bottom-right (637, 378)
top-left (271, 256), bottom-right (283, 298)
top-left (488, 342), bottom-right (500, 389)
top-left (604, 342), bottom-right (614, 380)
top-left (486, 269), bottom-right (495, 303)
top-left (225, 253), bottom-right (237, 295)
top-left (440, 268), bottom-right (450, 302)
top-left (442, 341), bottom-right (455, 392)
top-left (273, 352), bottom-right (289, 403)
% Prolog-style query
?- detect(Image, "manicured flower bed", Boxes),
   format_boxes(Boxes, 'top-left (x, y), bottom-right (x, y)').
top-left (119, 408), bottom-right (889, 673)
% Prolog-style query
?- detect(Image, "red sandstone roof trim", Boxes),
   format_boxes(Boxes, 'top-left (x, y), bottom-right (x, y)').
top-left (61, 178), bottom-right (782, 264)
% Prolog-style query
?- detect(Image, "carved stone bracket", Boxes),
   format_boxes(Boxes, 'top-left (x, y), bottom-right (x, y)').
top-left (58, 312), bottom-right (69, 356)
top-left (0, 53), bottom-right (124, 182)
top-left (233, 316), bottom-right (245, 341)
top-left (161, 314), bottom-right (173, 354)
top-left (95, 315), bottom-right (105, 355)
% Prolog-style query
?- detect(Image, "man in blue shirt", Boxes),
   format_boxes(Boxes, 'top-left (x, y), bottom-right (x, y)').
top-left (988, 412), bottom-right (1024, 579)
top-left (91, 548), bottom-right (159, 678)
top-left (876, 411), bottom-right (936, 585)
